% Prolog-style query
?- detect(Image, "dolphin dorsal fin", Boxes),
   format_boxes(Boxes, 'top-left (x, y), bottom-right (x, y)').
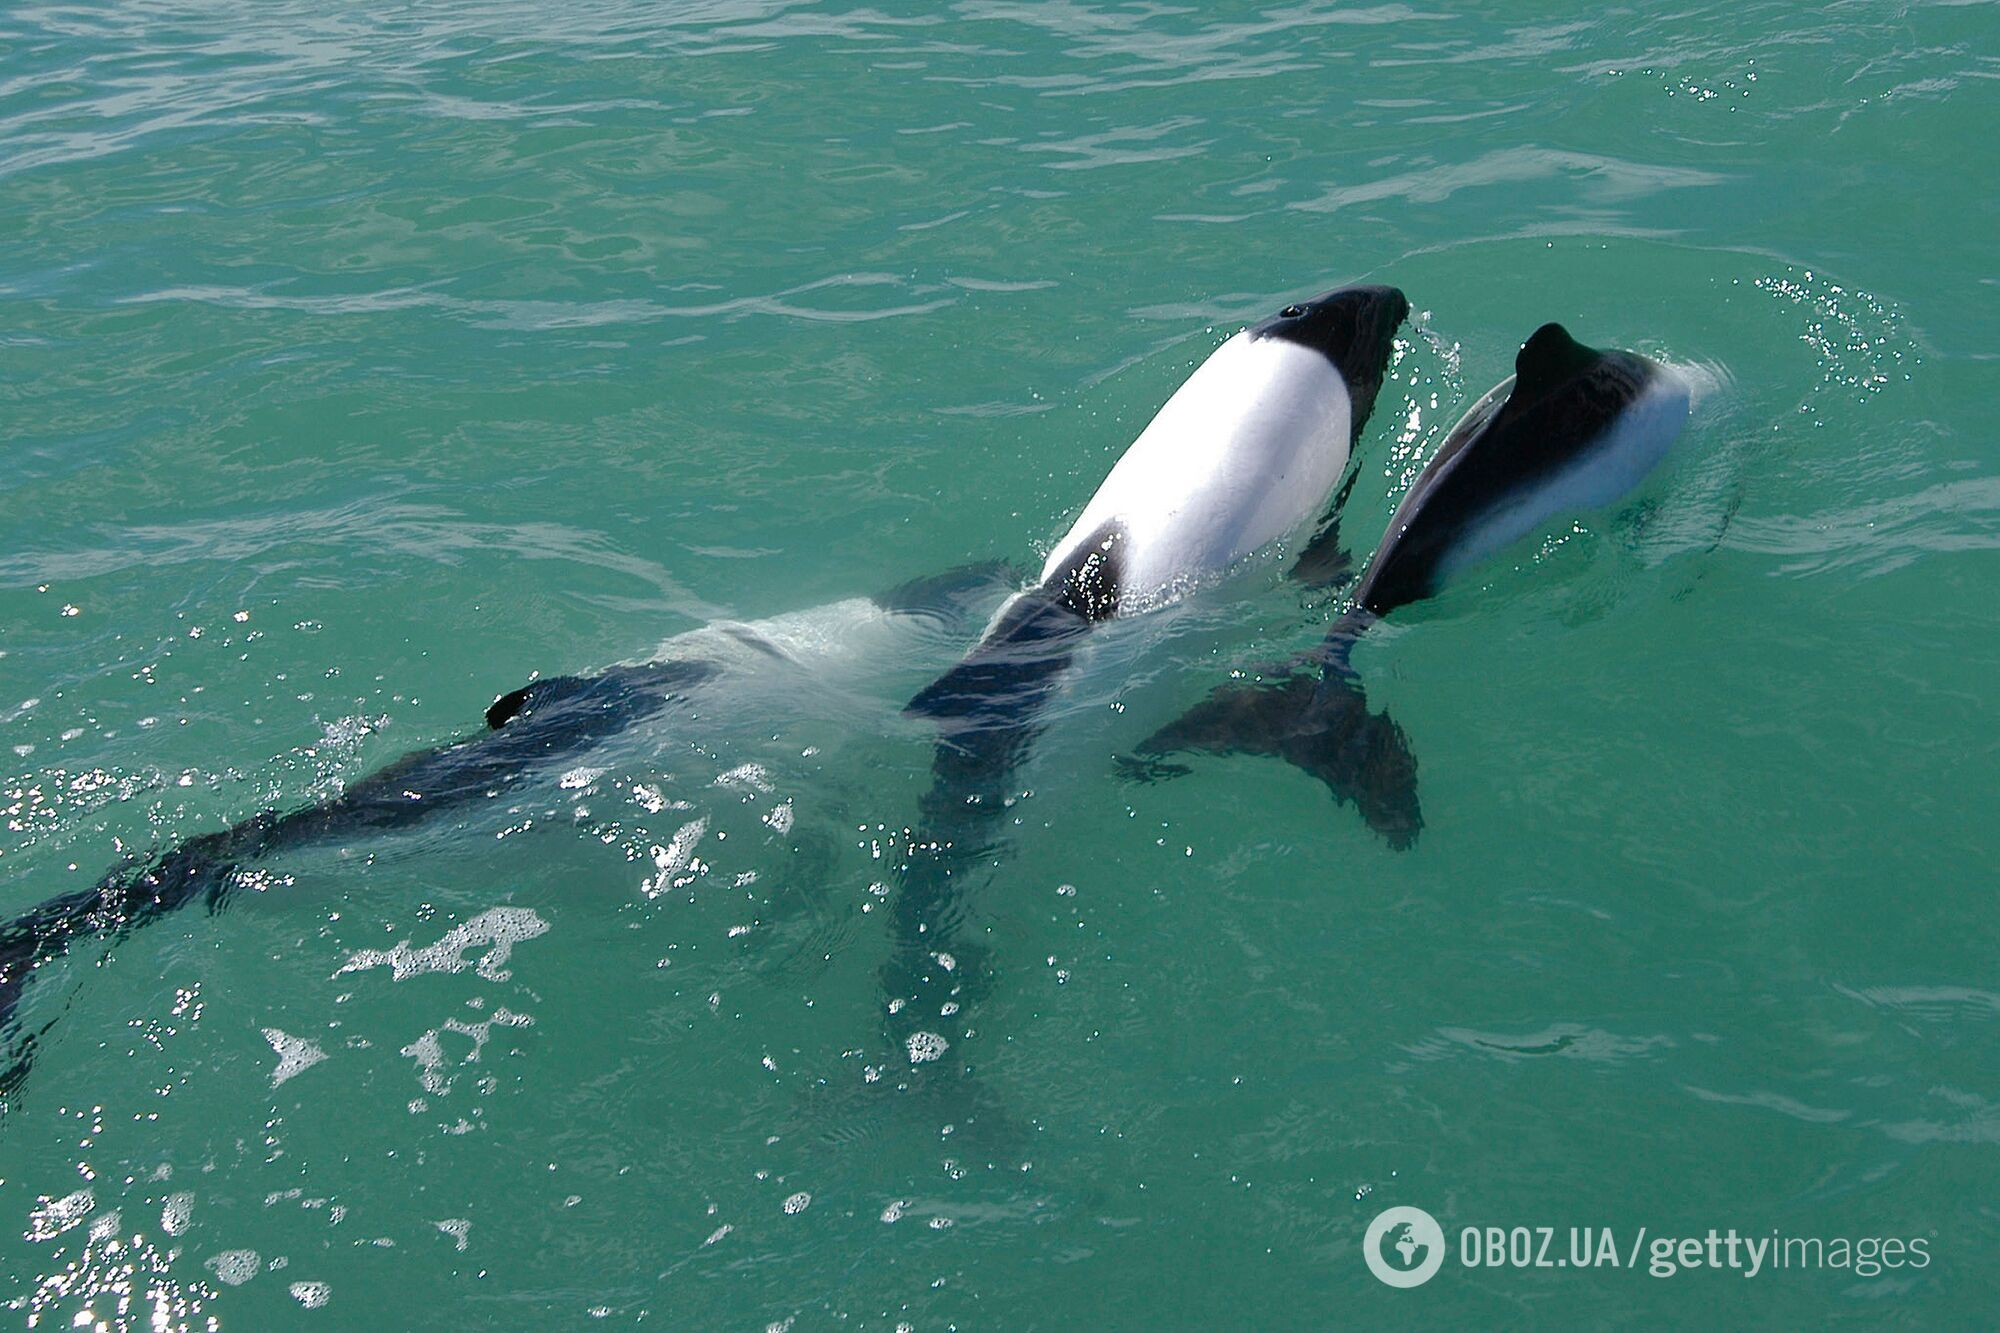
top-left (1513, 323), bottom-right (1601, 400)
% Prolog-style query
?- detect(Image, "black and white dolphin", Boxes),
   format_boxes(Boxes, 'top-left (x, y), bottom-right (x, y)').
top-left (883, 285), bottom-right (1409, 1068)
top-left (906, 284), bottom-right (1410, 732)
top-left (1131, 322), bottom-right (1692, 849)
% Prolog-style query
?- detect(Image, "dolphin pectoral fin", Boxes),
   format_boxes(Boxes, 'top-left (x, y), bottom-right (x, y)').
top-left (871, 559), bottom-right (1021, 619)
top-left (1133, 667), bottom-right (1422, 850)
top-left (907, 523), bottom-right (1123, 726)
top-left (1289, 463), bottom-right (1362, 589)
top-left (1289, 515), bottom-right (1355, 589)
top-left (905, 592), bottom-right (1087, 725)
top-left (904, 646), bottom-right (1072, 726)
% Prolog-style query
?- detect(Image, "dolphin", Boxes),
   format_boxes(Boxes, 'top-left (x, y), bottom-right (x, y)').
top-left (1130, 322), bottom-right (1693, 848)
top-left (0, 563), bottom-right (1020, 1097)
top-left (881, 284), bottom-right (1410, 1070)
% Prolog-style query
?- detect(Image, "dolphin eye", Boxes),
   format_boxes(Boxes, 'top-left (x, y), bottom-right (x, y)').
top-left (1281, 304), bottom-right (1305, 319)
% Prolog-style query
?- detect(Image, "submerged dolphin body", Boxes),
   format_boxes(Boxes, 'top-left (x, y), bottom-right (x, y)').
top-left (882, 285), bottom-right (1410, 1069)
top-left (0, 565), bottom-right (1019, 1097)
top-left (1132, 322), bottom-right (1693, 848)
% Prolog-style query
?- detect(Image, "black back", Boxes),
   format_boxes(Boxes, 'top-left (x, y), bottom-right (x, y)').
top-left (1248, 284), bottom-right (1410, 444)
top-left (1353, 323), bottom-right (1659, 615)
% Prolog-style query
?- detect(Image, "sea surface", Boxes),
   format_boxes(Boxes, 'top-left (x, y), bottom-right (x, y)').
top-left (2, 0), bottom-right (1995, 1326)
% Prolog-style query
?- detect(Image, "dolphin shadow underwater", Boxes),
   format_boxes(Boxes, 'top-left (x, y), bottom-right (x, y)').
top-left (0, 282), bottom-right (1410, 1106)
top-left (1127, 321), bottom-right (1695, 847)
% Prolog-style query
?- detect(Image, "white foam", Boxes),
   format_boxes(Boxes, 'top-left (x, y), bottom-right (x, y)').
top-left (205, 1249), bottom-right (259, 1286)
top-left (402, 1010), bottom-right (533, 1096)
top-left (714, 762), bottom-right (773, 793)
top-left (289, 1281), bottom-right (331, 1309)
top-left (645, 818), bottom-right (708, 897)
top-left (26, 1189), bottom-right (93, 1242)
top-left (905, 1032), bottom-right (949, 1064)
top-left (335, 907), bottom-right (548, 983)
top-left (263, 1028), bottom-right (329, 1086)
top-left (403, 1031), bottom-right (449, 1096)
top-left (161, 1192), bottom-right (195, 1236)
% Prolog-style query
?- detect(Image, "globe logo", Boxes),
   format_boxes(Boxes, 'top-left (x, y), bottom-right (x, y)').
top-left (1363, 1205), bottom-right (1446, 1288)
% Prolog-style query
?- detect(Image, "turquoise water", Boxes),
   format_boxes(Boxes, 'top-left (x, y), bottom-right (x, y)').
top-left (3, 0), bottom-right (1996, 1324)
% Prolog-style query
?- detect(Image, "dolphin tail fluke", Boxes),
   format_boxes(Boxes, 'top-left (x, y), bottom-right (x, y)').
top-left (1127, 614), bottom-right (1422, 848)
top-left (0, 830), bottom-right (251, 1095)
top-left (0, 907), bottom-right (59, 1094)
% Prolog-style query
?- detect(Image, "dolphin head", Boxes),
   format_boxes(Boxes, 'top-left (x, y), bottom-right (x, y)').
top-left (1247, 284), bottom-right (1409, 442)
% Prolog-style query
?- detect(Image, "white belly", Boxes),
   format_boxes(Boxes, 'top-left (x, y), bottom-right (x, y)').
top-left (1039, 332), bottom-right (1354, 613)
top-left (1438, 369), bottom-right (1692, 583)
